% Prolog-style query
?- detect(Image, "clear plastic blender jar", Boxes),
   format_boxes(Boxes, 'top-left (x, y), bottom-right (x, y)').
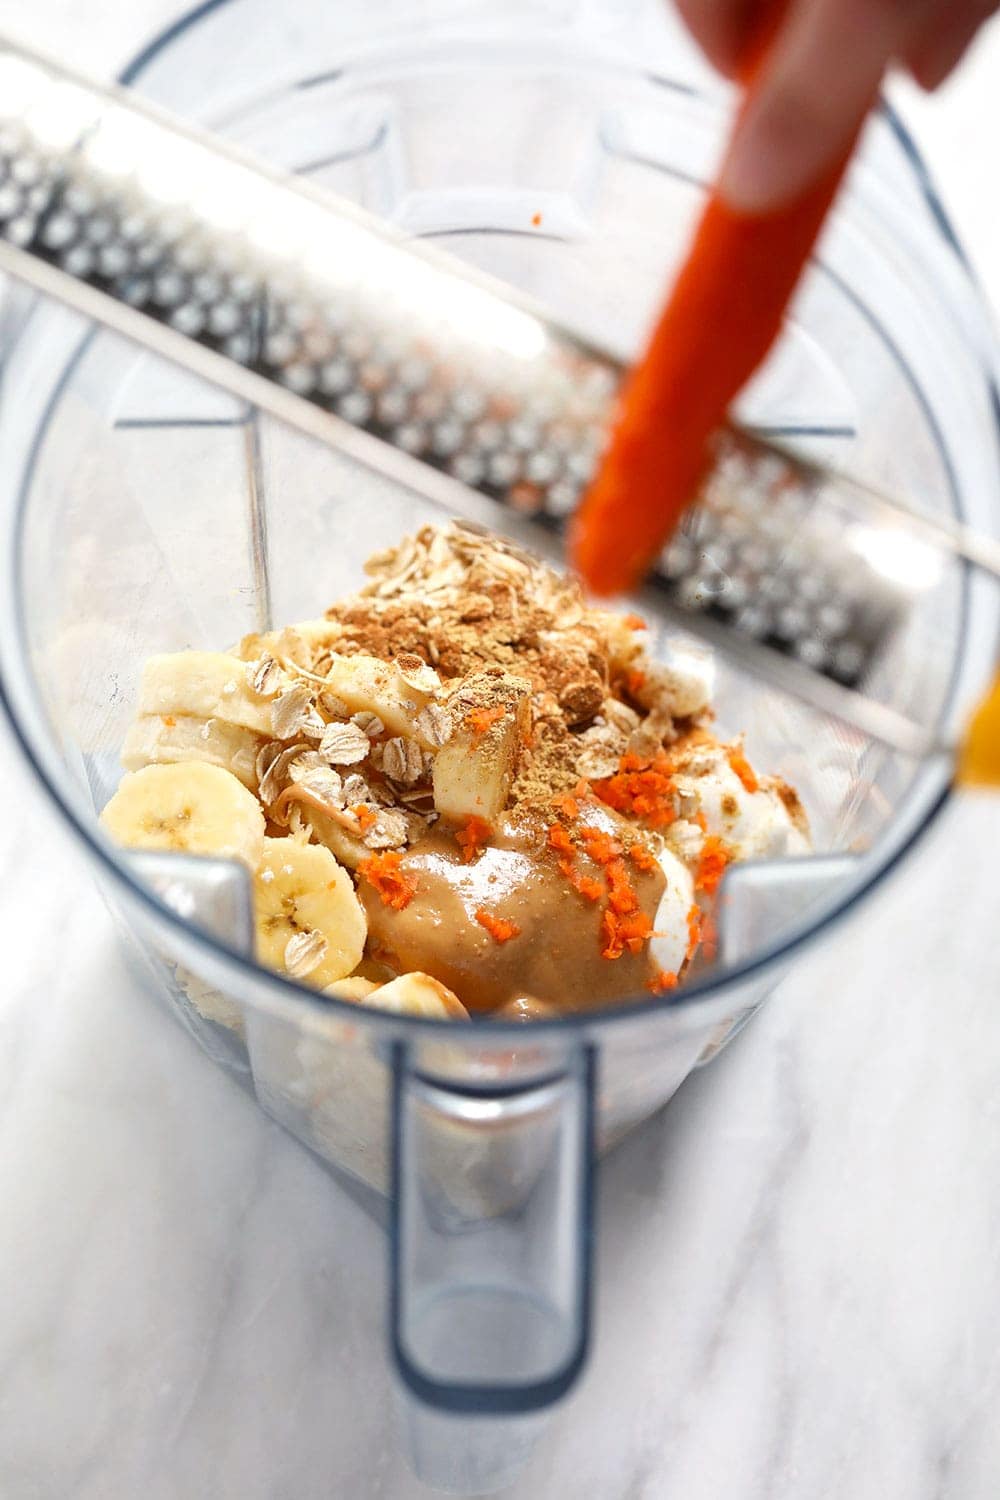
top-left (0, 0), bottom-right (998, 1490)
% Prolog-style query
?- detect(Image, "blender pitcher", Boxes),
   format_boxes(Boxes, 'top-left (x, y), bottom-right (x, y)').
top-left (1, 0), bottom-right (999, 1490)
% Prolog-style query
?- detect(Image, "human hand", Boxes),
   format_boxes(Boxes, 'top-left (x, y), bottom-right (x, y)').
top-left (676, 0), bottom-right (999, 211)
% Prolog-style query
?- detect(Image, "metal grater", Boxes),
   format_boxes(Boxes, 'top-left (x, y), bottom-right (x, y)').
top-left (1, 36), bottom-right (998, 759)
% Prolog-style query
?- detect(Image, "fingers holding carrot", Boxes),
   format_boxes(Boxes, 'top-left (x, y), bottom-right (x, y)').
top-left (569, 0), bottom-right (998, 597)
top-left (679, 0), bottom-right (999, 212)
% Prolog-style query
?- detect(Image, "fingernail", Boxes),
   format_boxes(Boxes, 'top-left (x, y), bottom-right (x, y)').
top-left (718, 99), bottom-right (807, 214)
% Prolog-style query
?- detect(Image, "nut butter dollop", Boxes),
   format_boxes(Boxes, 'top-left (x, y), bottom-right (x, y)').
top-left (359, 805), bottom-right (667, 1014)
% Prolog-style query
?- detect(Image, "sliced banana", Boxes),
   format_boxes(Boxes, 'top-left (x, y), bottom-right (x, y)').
top-left (295, 803), bottom-right (369, 870)
top-left (323, 653), bottom-right (438, 745)
top-left (360, 972), bottom-right (469, 1019)
top-left (122, 713), bottom-right (262, 789)
top-left (139, 651), bottom-right (289, 736)
top-left (254, 837), bottom-right (366, 988)
top-left (323, 976), bottom-right (380, 1001)
top-left (100, 761), bottom-right (265, 870)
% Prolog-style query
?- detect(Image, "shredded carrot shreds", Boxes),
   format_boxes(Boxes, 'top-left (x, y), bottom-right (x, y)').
top-left (686, 904), bottom-right (702, 963)
top-left (547, 823), bottom-right (576, 856)
top-left (694, 811), bottom-right (708, 832)
top-left (559, 858), bottom-right (604, 902)
top-left (554, 793), bottom-right (580, 822)
top-left (628, 842), bottom-right (658, 875)
top-left (647, 969), bottom-right (679, 994)
top-left (727, 744), bottom-right (760, 795)
top-left (578, 826), bottom-right (623, 865)
top-left (623, 613), bottom-right (648, 631)
top-left (475, 909), bottom-right (520, 943)
top-left (465, 705), bottom-right (506, 740)
top-left (605, 857), bottom-right (639, 915)
top-left (625, 669), bottom-right (646, 698)
top-left (355, 804), bottom-right (376, 832)
top-left (455, 815), bottom-right (492, 863)
top-left (359, 851), bottom-right (416, 911)
top-left (601, 907), bottom-right (654, 960)
top-left (695, 835), bottom-right (730, 895)
top-left (593, 751), bottom-right (677, 829)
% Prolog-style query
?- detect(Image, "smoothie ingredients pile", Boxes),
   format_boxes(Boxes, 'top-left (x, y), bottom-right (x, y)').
top-left (101, 521), bottom-right (808, 1020)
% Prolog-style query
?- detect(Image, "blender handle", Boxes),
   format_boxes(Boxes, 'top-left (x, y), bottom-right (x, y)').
top-left (388, 1040), bottom-right (597, 1415)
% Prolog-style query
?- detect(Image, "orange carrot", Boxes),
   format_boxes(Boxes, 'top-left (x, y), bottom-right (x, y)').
top-left (695, 835), bottom-right (730, 895)
top-left (558, 858), bottom-right (604, 903)
top-left (570, 5), bottom-right (864, 597)
top-left (455, 815), bottom-right (492, 863)
top-left (627, 840), bottom-right (658, 874)
top-left (578, 826), bottom-right (623, 865)
top-left (605, 857), bottom-right (639, 915)
top-left (601, 907), bottom-right (654, 961)
top-left (475, 909), bottom-right (520, 944)
top-left (646, 969), bottom-right (679, 995)
top-left (727, 745), bottom-right (760, 795)
top-left (547, 823), bottom-right (576, 856)
top-left (359, 851), bottom-right (416, 911)
top-left (465, 705), bottom-right (506, 740)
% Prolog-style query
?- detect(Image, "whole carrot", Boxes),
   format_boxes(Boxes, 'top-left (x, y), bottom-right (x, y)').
top-left (570, 11), bottom-right (868, 597)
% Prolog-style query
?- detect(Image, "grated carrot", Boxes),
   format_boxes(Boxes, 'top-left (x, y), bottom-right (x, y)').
top-left (695, 835), bottom-right (730, 896)
top-left (475, 909), bottom-right (520, 944)
top-left (455, 815), bottom-right (492, 863)
top-left (593, 751), bottom-right (677, 828)
top-left (727, 744), bottom-right (759, 795)
top-left (625, 669), bottom-right (646, 699)
top-left (601, 907), bottom-right (654, 960)
top-left (623, 613), bottom-right (647, 631)
top-left (465, 705), bottom-right (506, 740)
top-left (605, 857), bottom-right (639, 915)
top-left (628, 841), bottom-right (658, 874)
top-left (559, 857), bottom-right (604, 902)
top-left (578, 826), bottom-right (623, 865)
top-left (646, 969), bottom-right (679, 994)
top-left (359, 851), bottom-right (416, 911)
top-left (355, 804), bottom-right (376, 832)
top-left (554, 793), bottom-right (580, 822)
top-left (547, 823), bottom-right (576, 856)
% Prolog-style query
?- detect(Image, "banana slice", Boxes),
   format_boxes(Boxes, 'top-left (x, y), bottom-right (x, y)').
top-left (122, 713), bottom-right (262, 789)
top-left (294, 803), bottom-right (370, 870)
top-left (139, 651), bottom-right (289, 736)
top-left (323, 976), bottom-right (380, 1001)
top-left (323, 653), bottom-right (438, 745)
top-left (254, 837), bottom-right (366, 988)
top-left (361, 972), bottom-right (469, 1019)
top-left (100, 761), bottom-right (265, 870)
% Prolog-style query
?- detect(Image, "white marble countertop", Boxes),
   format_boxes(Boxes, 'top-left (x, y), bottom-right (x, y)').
top-left (3, 5), bottom-right (1000, 1498)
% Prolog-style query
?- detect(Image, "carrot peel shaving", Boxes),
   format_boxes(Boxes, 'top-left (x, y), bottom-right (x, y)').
top-left (475, 909), bottom-right (520, 944)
